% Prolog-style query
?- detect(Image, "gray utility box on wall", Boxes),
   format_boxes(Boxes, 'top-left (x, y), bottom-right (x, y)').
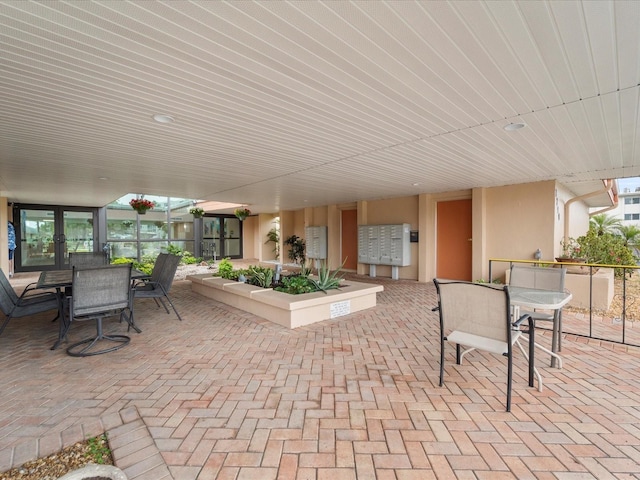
top-left (305, 225), bottom-right (328, 259)
top-left (358, 224), bottom-right (411, 279)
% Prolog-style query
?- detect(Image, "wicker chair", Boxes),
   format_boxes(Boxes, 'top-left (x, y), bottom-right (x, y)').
top-left (432, 278), bottom-right (536, 412)
top-left (66, 264), bottom-right (134, 357)
top-left (134, 253), bottom-right (182, 321)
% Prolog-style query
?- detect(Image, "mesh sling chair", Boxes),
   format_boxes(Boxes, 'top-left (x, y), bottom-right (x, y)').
top-left (509, 265), bottom-right (567, 368)
top-left (66, 251), bottom-right (109, 296)
top-left (133, 253), bottom-right (182, 321)
top-left (432, 278), bottom-right (537, 412)
top-left (69, 251), bottom-right (108, 268)
top-left (66, 264), bottom-right (134, 357)
top-left (0, 268), bottom-right (60, 336)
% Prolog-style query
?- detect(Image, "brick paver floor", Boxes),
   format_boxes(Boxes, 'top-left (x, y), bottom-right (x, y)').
top-left (1, 271), bottom-right (640, 479)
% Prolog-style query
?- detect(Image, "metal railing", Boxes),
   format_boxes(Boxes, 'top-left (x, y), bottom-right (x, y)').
top-left (489, 258), bottom-right (640, 348)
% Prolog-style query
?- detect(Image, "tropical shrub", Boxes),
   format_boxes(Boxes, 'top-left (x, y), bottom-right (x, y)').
top-left (576, 227), bottom-right (637, 275)
top-left (111, 256), bottom-right (154, 275)
top-left (216, 258), bottom-right (234, 279)
top-left (166, 244), bottom-right (202, 264)
top-left (284, 235), bottom-right (306, 264)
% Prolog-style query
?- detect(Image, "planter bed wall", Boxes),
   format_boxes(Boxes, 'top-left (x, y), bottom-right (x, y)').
top-left (187, 274), bottom-right (384, 329)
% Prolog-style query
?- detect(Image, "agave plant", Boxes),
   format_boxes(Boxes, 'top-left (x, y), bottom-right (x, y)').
top-left (247, 265), bottom-right (274, 288)
top-left (309, 260), bottom-right (345, 293)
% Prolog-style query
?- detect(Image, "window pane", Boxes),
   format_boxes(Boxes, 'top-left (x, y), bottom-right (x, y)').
top-left (140, 214), bottom-right (168, 240)
top-left (111, 241), bottom-right (138, 259)
top-left (140, 241), bottom-right (167, 259)
top-left (170, 240), bottom-right (196, 254)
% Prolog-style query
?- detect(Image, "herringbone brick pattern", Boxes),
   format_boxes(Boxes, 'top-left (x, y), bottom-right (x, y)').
top-left (1, 272), bottom-right (640, 479)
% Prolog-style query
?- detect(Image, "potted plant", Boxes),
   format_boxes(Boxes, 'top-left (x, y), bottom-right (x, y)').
top-left (234, 208), bottom-right (251, 221)
top-left (189, 207), bottom-right (205, 218)
top-left (556, 237), bottom-right (586, 263)
top-left (129, 198), bottom-right (155, 215)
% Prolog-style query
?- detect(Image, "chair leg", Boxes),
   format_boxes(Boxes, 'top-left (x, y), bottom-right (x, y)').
top-left (506, 352), bottom-right (513, 412)
top-left (122, 309), bottom-right (141, 334)
top-left (0, 315), bottom-right (11, 335)
top-left (515, 339), bottom-right (543, 392)
top-left (164, 294), bottom-right (182, 321)
top-left (439, 338), bottom-right (445, 387)
top-left (154, 297), bottom-right (168, 313)
top-left (66, 318), bottom-right (130, 357)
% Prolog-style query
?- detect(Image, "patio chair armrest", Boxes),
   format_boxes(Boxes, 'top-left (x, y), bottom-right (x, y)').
top-left (19, 282), bottom-right (49, 296)
top-left (16, 290), bottom-right (58, 307)
top-left (512, 313), bottom-right (533, 329)
top-left (134, 280), bottom-right (166, 293)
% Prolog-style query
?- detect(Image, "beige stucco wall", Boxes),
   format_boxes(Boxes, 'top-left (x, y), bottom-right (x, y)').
top-left (241, 213), bottom-right (280, 262)
top-left (357, 196), bottom-right (419, 280)
top-left (244, 180), bottom-right (593, 283)
top-left (484, 181), bottom-right (556, 281)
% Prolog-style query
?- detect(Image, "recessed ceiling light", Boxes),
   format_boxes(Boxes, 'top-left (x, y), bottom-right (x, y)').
top-left (412, 183), bottom-right (420, 186)
top-left (152, 114), bottom-right (174, 124)
top-left (504, 122), bottom-right (526, 131)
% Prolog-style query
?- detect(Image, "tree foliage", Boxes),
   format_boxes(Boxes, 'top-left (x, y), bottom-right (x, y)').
top-left (576, 227), bottom-right (637, 275)
top-left (589, 213), bottom-right (622, 236)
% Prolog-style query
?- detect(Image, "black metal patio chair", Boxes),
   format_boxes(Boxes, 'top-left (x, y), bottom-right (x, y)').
top-left (66, 264), bottom-right (134, 357)
top-left (0, 268), bottom-right (59, 336)
top-left (133, 253), bottom-right (182, 321)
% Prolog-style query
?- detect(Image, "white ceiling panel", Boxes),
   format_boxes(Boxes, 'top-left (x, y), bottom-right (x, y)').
top-left (0, 0), bottom-right (639, 211)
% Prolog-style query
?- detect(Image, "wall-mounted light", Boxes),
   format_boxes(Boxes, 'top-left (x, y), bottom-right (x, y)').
top-left (534, 248), bottom-right (542, 260)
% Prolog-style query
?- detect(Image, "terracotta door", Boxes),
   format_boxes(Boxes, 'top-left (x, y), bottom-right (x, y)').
top-left (341, 209), bottom-right (358, 270)
top-left (436, 199), bottom-right (472, 280)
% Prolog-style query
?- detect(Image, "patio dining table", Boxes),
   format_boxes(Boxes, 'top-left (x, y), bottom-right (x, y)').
top-left (509, 286), bottom-right (573, 368)
top-left (38, 268), bottom-right (149, 350)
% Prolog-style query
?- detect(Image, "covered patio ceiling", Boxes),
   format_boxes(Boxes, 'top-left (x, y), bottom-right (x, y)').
top-left (1, 1), bottom-right (638, 212)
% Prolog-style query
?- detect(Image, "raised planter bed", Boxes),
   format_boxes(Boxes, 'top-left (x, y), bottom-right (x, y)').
top-left (187, 274), bottom-right (384, 329)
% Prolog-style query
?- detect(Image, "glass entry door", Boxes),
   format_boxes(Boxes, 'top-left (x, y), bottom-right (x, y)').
top-left (15, 206), bottom-right (97, 272)
top-left (202, 215), bottom-right (242, 260)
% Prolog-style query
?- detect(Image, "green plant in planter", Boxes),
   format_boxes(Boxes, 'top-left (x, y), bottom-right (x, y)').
top-left (265, 226), bottom-right (280, 260)
top-left (246, 265), bottom-right (274, 288)
top-left (275, 275), bottom-right (315, 294)
top-left (310, 260), bottom-right (345, 293)
top-left (284, 235), bottom-right (306, 264)
top-left (216, 258), bottom-right (234, 278)
top-left (189, 207), bottom-right (205, 218)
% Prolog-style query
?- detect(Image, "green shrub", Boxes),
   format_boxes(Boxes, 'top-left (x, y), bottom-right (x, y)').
top-left (577, 227), bottom-right (637, 276)
top-left (111, 256), bottom-right (153, 275)
top-left (246, 265), bottom-right (274, 288)
top-left (274, 275), bottom-right (315, 294)
top-left (166, 244), bottom-right (183, 256)
top-left (284, 235), bottom-right (306, 264)
top-left (227, 268), bottom-right (250, 281)
top-left (215, 258), bottom-right (234, 279)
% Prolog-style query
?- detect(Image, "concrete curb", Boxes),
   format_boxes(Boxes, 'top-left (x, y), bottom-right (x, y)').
top-left (58, 464), bottom-right (127, 480)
